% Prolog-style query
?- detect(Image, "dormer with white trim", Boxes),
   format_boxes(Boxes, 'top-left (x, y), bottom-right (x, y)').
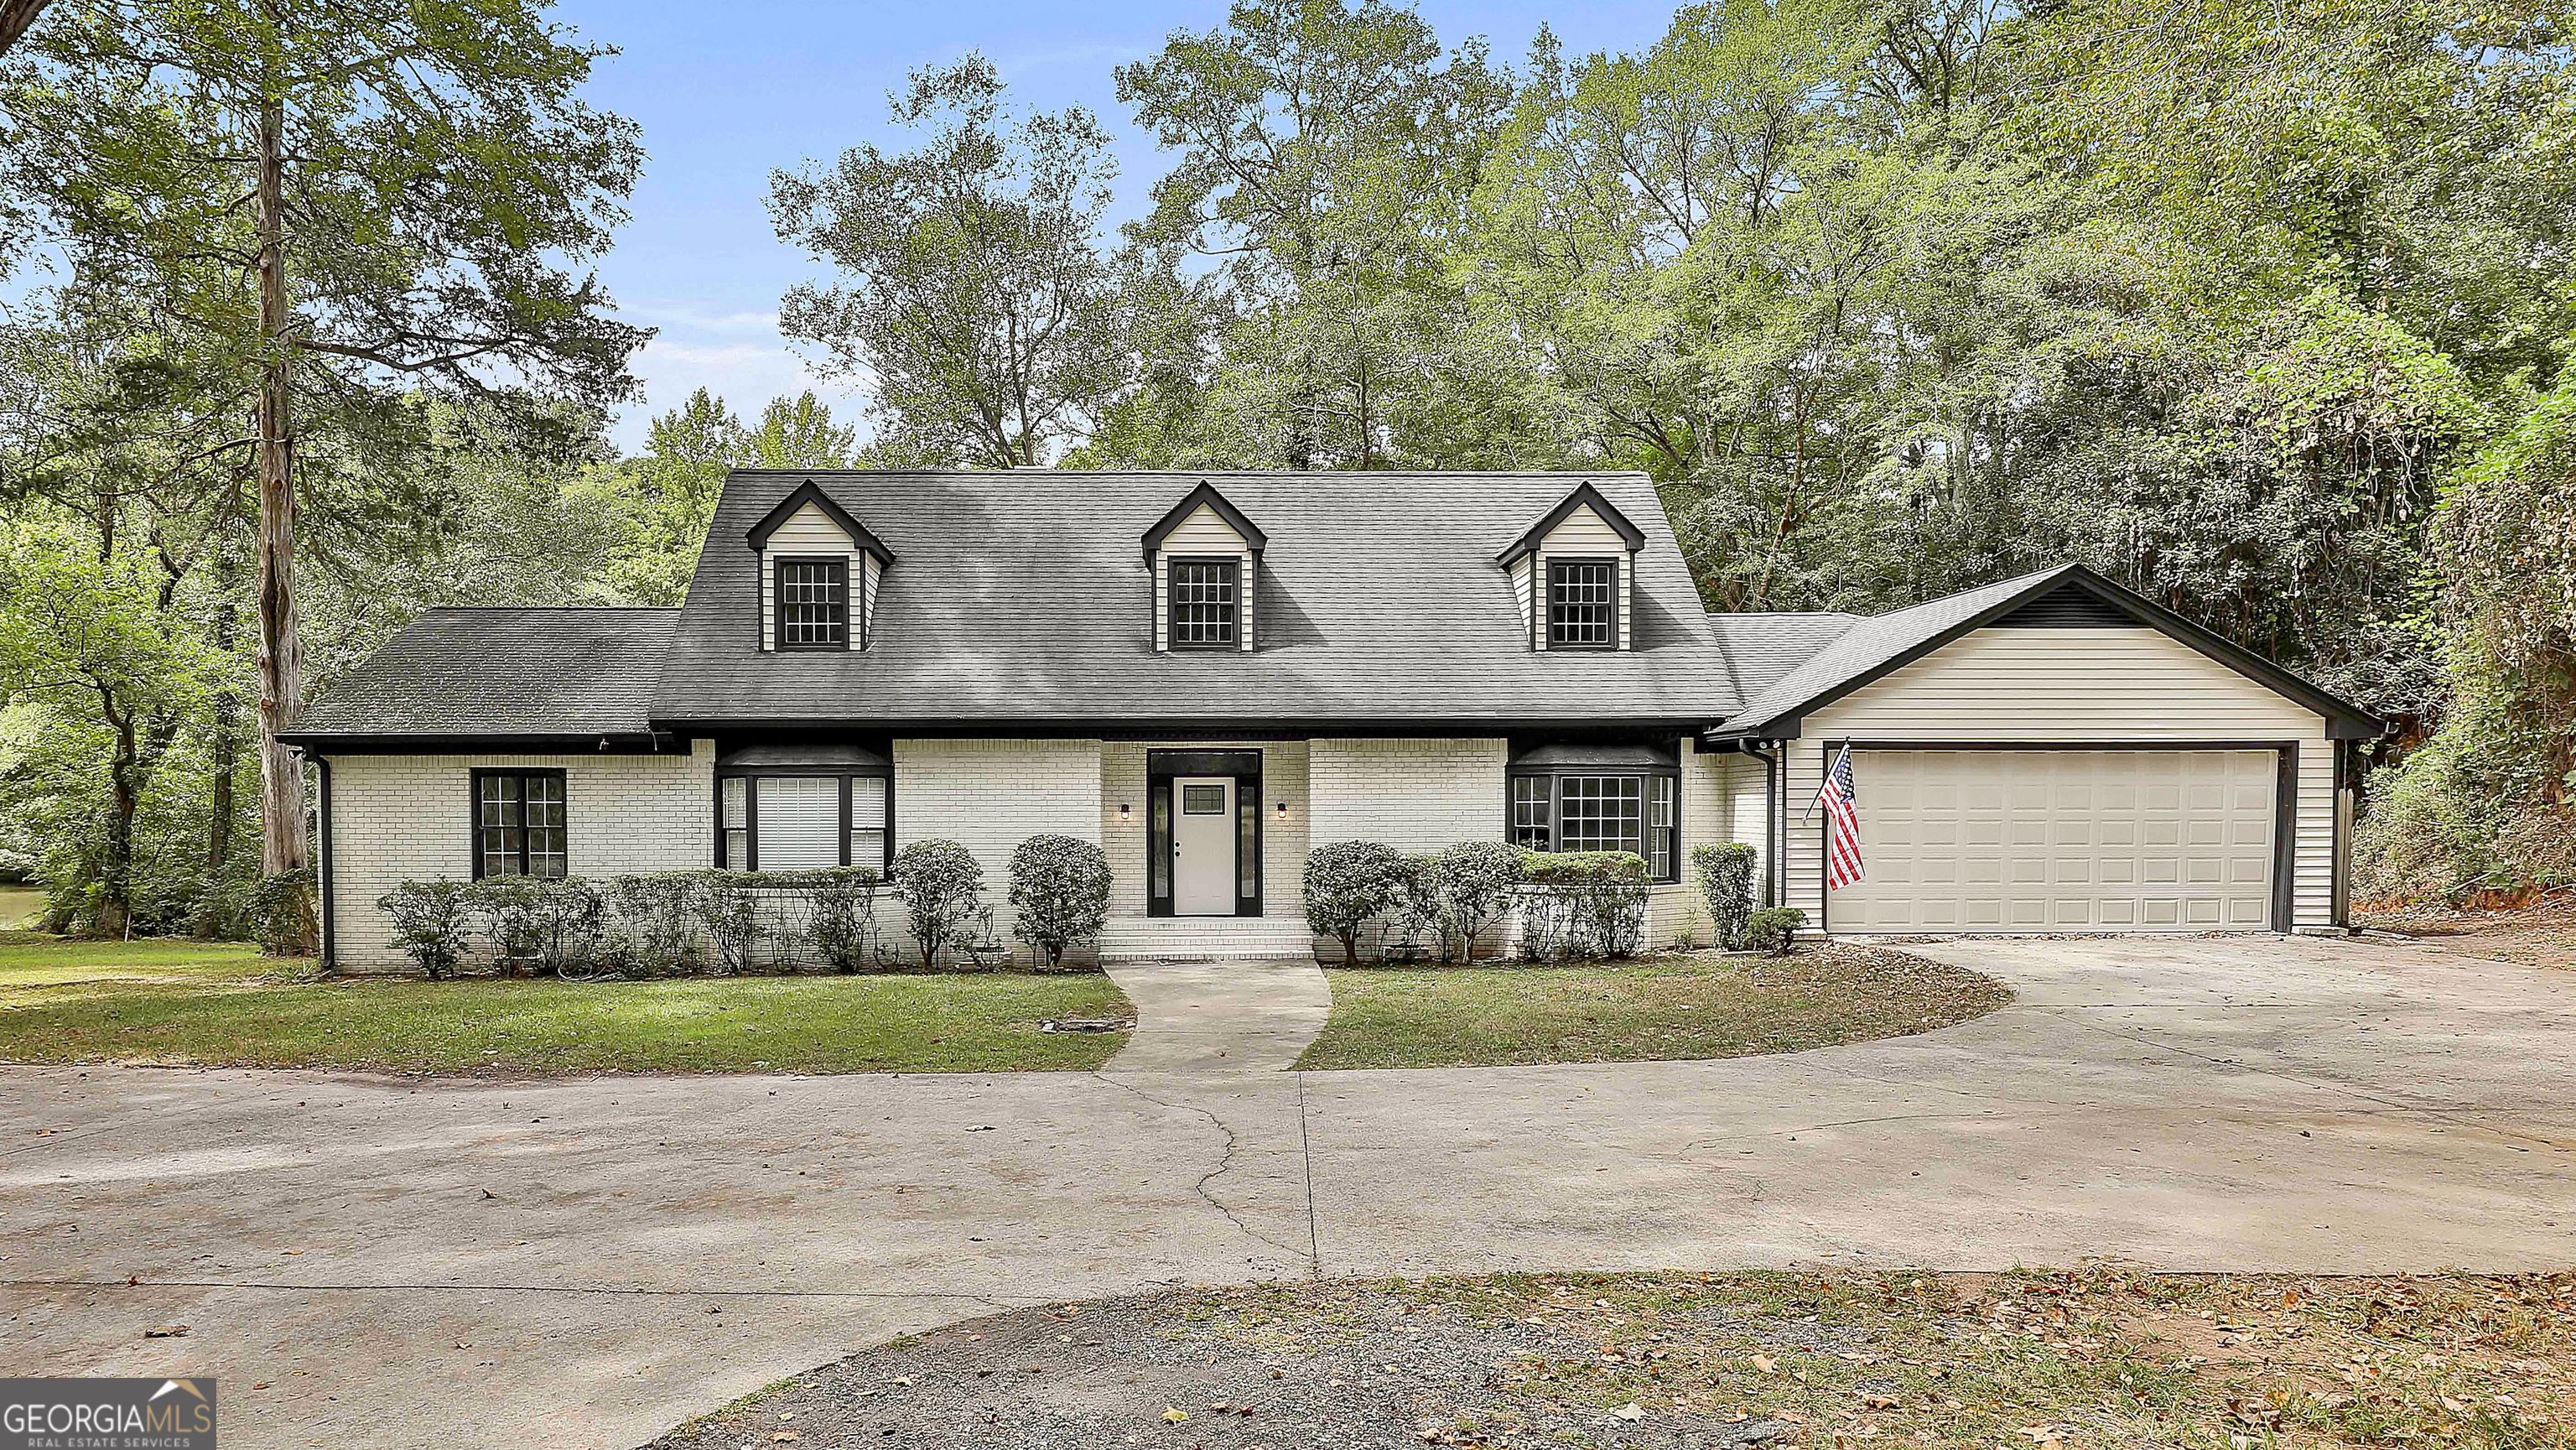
top-left (746, 479), bottom-right (895, 652)
top-left (1142, 481), bottom-right (1265, 653)
top-left (1498, 481), bottom-right (1647, 652)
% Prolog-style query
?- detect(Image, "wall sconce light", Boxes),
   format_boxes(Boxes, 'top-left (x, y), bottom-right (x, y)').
top-left (1118, 803), bottom-right (1131, 822)
top-left (1276, 799), bottom-right (1290, 819)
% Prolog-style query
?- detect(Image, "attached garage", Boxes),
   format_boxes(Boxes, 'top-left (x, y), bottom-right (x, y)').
top-left (1706, 565), bottom-right (2384, 937)
top-left (1826, 747), bottom-right (2284, 933)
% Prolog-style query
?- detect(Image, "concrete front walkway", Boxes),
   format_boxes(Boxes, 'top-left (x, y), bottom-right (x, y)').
top-left (7, 936), bottom-right (2574, 1450)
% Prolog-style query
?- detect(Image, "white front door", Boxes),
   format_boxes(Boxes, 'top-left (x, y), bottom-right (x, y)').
top-left (1171, 776), bottom-right (1235, 916)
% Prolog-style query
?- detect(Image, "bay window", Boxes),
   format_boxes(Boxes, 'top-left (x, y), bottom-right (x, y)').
top-left (1504, 741), bottom-right (1680, 881)
top-left (714, 741), bottom-right (892, 872)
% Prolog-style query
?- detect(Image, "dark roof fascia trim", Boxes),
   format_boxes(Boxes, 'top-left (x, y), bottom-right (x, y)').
top-left (1495, 481), bottom-right (1649, 567)
top-left (744, 478), bottom-right (896, 563)
top-left (1140, 481), bottom-right (1268, 564)
top-left (654, 716), bottom-right (1722, 740)
top-left (1706, 565), bottom-right (2386, 740)
top-left (283, 732), bottom-right (681, 755)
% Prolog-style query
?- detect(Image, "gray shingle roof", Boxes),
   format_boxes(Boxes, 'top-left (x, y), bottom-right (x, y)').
top-left (1711, 566), bottom-right (2078, 735)
top-left (652, 470), bottom-right (1751, 728)
top-left (283, 607), bottom-right (678, 742)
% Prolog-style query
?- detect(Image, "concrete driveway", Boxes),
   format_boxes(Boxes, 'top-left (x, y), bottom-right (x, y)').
top-left (7, 935), bottom-right (2573, 1449)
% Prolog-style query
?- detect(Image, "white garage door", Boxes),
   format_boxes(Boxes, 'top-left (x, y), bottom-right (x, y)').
top-left (1830, 749), bottom-right (2277, 933)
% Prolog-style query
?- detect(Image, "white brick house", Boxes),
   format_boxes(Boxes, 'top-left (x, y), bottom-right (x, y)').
top-left (286, 470), bottom-right (2384, 970)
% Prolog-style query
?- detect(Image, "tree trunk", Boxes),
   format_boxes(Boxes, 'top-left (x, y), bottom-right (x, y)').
top-left (201, 580), bottom-right (241, 933)
top-left (95, 693), bottom-right (137, 940)
top-left (0, 0), bottom-right (50, 59)
top-left (252, 86), bottom-right (314, 951)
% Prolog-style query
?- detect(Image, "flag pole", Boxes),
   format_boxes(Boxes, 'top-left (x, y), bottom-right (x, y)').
top-left (1799, 741), bottom-right (1850, 825)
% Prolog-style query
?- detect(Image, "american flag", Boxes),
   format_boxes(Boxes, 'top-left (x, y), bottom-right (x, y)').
top-left (1819, 745), bottom-right (1866, 891)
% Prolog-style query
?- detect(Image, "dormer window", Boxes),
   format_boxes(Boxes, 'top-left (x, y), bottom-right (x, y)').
top-left (745, 479), bottom-right (894, 654)
top-left (1143, 481), bottom-right (1266, 654)
top-left (776, 558), bottom-right (849, 649)
top-left (1546, 559), bottom-right (1618, 648)
top-left (1169, 559), bottom-right (1239, 647)
top-left (1500, 481), bottom-right (1648, 652)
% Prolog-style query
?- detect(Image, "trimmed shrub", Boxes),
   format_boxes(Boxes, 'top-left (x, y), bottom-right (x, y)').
top-left (1388, 854), bottom-right (1447, 963)
top-left (797, 866), bottom-right (884, 972)
top-left (890, 839), bottom-right (984, 969)
top-left (1008, 834), bottom-right (1112, 969)
top-left (605, 872), bottom-right (703, 974)
top-left (1434, 840), bottom-right (1525, 964)
top-left (1691, 841), bottom-right (1758, 950)
top-left (1519, 850), bottom-right (1650, 960)
top-left (1301, 840), bottom-right (1408, 964)
top-left (465, 876), bottom-right (551, 976)
top-left (695, 873), bottom-right (765, 974)
top-left (376, 879), bottom-right (473, 980)
top-left (1744, 906), bottom-right (1806, 955)
top-left (252, 870), bottom-right (317, 957)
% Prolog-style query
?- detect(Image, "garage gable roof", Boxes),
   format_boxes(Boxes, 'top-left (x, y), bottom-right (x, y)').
top-left (1707, 564), bottom-right (2385, 741)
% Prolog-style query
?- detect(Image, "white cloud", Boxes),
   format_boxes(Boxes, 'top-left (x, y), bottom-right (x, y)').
top-left (626, 304), bottom-right (783, 335)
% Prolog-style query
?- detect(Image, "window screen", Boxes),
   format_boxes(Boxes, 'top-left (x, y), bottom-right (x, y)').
top-left (1547, 559), bottom-right (1617, 647)
top-left (1170, 559), bottom-right (1239, 646)
top-left (776, 558), bottom-right (848, 647)
top-left (475, 771), bottom-right (567, 879)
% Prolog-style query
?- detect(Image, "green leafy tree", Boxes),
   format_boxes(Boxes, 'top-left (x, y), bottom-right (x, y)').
top-left (0, 0), bottom-right (647, 943)
top-left (771, 57), bottom-right (1134, 466)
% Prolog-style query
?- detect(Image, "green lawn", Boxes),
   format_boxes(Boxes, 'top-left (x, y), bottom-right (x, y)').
top-left (0, 886), bottom-right (41, 929)
top-left (0, 930), bottom-right (1133, 1075)
top-left (1295, 945), bottom-right (2011, 1069)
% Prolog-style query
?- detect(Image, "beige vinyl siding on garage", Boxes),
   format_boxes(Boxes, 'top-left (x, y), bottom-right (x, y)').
top-left (1154, 503), bottom-right (1255, 652)
top-left (1786, 626), bottom-right (2335, 930)
top-left (759, 502), bottom-right (867, 652)
top-left (1531, 503), bottom-right (1634, 652)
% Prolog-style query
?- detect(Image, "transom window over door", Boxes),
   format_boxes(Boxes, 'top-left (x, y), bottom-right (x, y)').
top-left (1169, 559), bottom-right (1239, 647)
top-left (475, 769), bottom-right (567, 879)
top-left (776, 558), bottom-right (849, 648)
top-left (1547, 559), bottom-right (1618, 647)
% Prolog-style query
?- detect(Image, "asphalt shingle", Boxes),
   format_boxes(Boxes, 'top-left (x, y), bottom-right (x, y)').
top-left (283, 607), bottom-right (678, 742)
top-left (652, 470), bottom-right (1750, 729)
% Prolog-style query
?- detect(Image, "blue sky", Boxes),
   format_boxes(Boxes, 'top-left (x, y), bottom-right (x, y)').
top-left (554, 0), bottom-right (1680, 450)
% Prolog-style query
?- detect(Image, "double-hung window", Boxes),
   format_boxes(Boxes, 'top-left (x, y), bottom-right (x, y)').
top-left (776, 558), bottom-right (849, 649)
top-left (475, 769), bottom-right (568, 879)
top-left (1546, 558), bottom-right (1618, 648)
top-left (1168, 559), bottom-right (1239, 647)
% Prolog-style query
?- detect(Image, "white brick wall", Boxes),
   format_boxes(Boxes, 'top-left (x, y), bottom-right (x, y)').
top-left (325, 741), bottom-right (714, 971)
top-left (1100, 741), bottom-right (1310, 920)
top-left (1648, 742), bottom-right (1734, 948)
top-left (1307, 738), bottom-right (1506, 850)
top-left (891, 738), bottom-right (1102, 963)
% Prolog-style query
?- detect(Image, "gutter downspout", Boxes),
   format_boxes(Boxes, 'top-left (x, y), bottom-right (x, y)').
top-left (312, 751), bottom-right (335, 969)
top-left (1743, 741), bottom-right (1780, 909)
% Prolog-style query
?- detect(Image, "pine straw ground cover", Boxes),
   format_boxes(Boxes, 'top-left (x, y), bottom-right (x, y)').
top-left (1296, 945), bottom-right (2012, 1070)
top-left (654, 1269), bottom-right (2572, 1450)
